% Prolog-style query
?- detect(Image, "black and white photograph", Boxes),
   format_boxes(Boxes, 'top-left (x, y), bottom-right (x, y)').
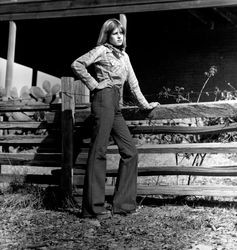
top-left (1, 0), bottom-right (237, 249)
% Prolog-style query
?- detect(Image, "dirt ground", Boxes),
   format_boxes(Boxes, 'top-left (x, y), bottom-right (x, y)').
top-left (1, 195), bottom-right (237, 250)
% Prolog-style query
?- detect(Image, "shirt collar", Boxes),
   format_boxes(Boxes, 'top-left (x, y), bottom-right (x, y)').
top-left (104, 43), bottom-right (125, 58)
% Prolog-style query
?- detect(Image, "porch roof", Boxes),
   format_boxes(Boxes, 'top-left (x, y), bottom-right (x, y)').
top-left (1, 0), bottom-right (237, 21)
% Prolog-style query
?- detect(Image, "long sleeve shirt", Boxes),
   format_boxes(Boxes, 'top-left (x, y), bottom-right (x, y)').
top-left (71, 44), bottom-right (150, 109)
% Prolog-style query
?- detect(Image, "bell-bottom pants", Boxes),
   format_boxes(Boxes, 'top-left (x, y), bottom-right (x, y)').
top-left (82, 86), bottom-right (138, 216)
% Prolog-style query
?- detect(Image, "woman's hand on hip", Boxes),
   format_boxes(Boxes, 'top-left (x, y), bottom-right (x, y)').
top-left (95, 80), bottom-right (113, 90)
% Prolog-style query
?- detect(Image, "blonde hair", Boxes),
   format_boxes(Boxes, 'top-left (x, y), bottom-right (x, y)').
top-left (97, 18), bottom-right (126, 49)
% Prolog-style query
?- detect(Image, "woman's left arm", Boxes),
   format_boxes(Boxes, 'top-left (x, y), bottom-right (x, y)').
top-left (125, 53), bottom-right (159, 109)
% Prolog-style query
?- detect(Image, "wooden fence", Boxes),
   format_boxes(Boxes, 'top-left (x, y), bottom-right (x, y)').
top-left (66, 78), bottom-right (237, 198)
top-left (0, 98), bottom-right (61, 185)
top-left (0, 77), bottom-right (80, 196)
top-left (2, 77), bottom-right (237, 198)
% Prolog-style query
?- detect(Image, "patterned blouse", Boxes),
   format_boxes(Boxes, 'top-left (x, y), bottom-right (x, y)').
top-left (71, 43), bottom-right (150, 109)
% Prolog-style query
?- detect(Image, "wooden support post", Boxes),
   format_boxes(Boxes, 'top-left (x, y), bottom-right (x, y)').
top-left (61, 77), bottom-right (74, 196)
top-left (5, 21), bottom-right (16, 97)
top-left (119, 14), bottom-right (127, 32)
top-left (119, 14), bottom-right (127, 106)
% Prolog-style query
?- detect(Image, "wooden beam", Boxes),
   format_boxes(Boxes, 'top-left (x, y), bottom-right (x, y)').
top-left (77, 142), bottom-right (237, 155)
top-left (1, 0), bottom-right (237, 20)
top-left (0, 0), bottom-right (49, 3)
top-left (75, 184), bottom-right (237, 197)
top-left (74, 100), bottom-right (237, 121)
top-left (0, 134), bottom-right (59, 145)
top-left (0, 152), bottom-right (61, 166)
top-left (148, 100), bottom-right (237, 119)
top-left (0, 102), bottom-right (89, 112)
top-left (128, 122), bottom-right (237, 135)
top-left (0, 102), bottom-right (53, 112)
top-left (107, 142), bottom-right (237, 154)
top-left (74, 165), bottom-right (237, 177)
top-left (136, 166), bottom-right (237, 176)
top-left (69, 166), bottom-right (237, 186)
top-left (135, 185), bottom-right (237, 197)
top-left (0, 121), bottom-right (56, 130)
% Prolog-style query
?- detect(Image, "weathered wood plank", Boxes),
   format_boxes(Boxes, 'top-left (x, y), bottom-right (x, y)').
top-left (75, 184), bottom-right (237, 197)
top-left (35, 100), bottom-right (237, 123)
top-left (74, 100), bottom-right (237, 122)
top-left (136, 166), bottom-right (237, 176)
top-left (106, 142), bottom-right (237, 154)
top-left (73, 166), bottom-right (237, 177)
top-left (134, 185), bottom-right (237, 197)
top-left (76, 142), bottom-right (237, 159)
top-left (1, 0), bottom-right (237, 20)
top-left (0, 0), bottom-right (190, 7)
top-left (0, 102), bottom-right (87, 112)
top-left (128, 122), bottom-right (237, 135)
top-left (0, 121), bottom-right (56, 129)
top-left (0, 152), bottom-right (61, 166)
top-left (0, 134), bottom-right (59, 145)
top-left (148, 100), bottom-right (237, 119)
top-left (0, 103), bottom-right (53, 112)
top-left (0, 0), bottom-right (50, 3)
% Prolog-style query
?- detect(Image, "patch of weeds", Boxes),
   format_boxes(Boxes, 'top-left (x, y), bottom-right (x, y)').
top-left (0, 169), bottom-right (81, 210)
top-left (0, 183), bottom-right (45, 209)
top-left (0, 182), bottom-right (81, 211)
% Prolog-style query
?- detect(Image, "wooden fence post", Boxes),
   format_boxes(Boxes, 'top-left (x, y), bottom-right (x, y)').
top-left (0, 116), bottom-right (2, 174)
top-left (61, 77), bottom-right (74, 196)
top-left (74, 80), bottom-right (90, 104)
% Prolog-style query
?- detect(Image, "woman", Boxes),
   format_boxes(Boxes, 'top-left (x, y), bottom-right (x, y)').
top-left (71, 18), bottom-right (158, 219)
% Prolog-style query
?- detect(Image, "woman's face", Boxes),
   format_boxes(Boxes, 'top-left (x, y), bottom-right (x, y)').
top-left (109, 27), bottom-right (124, 47)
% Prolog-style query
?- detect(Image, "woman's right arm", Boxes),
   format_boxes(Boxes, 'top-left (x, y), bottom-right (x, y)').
top-left (71, 46), bottom-right (105, 91)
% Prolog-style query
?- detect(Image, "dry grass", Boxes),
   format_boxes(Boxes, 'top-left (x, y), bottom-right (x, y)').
top-left (1, 172), bottom-right (237, 249)
top-left (0, 182), bottom-right (44, 209)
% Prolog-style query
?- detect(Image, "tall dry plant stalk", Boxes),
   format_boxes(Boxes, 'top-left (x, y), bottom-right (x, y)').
top-left (197, 65), bottom-right (217, 103)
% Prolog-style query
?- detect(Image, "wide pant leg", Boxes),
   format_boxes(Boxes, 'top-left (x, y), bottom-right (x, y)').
top-left (82, 86), bottom-right (138, 216)
top-left (111, 111), bottom-right (138, 213)
top-left (82, 88), bottom-right (116, 216)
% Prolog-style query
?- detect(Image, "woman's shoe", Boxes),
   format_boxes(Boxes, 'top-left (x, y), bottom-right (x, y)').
top-left (81, 210), bottom-right (112, 219)
top-left (112, 209), bottom-right (137, 216)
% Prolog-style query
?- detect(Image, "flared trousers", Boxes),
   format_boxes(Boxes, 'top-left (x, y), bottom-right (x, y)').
top-left (82, 86), bottom-right (138, 216)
